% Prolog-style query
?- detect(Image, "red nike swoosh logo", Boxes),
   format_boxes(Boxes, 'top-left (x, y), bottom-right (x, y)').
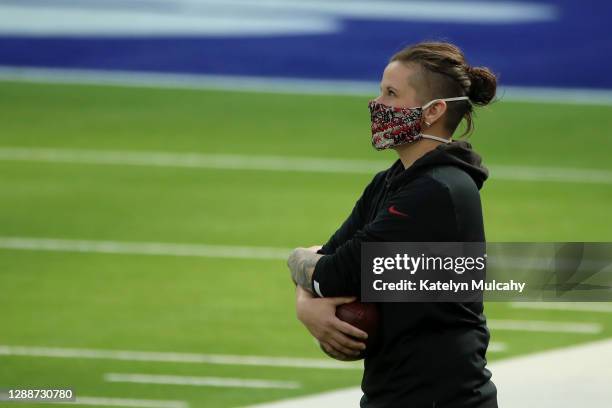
top-left (388, 205), bottom-right (409, 217)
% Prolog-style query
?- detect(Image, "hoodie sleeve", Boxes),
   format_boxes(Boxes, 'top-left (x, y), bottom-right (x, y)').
top-left (317, 173), bottom-right (381, 255)
top-left (311, 177), bottom-right (458, 297)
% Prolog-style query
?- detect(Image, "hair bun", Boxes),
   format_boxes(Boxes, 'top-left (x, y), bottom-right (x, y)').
top-left (467, 66), bottom-right (497, 106)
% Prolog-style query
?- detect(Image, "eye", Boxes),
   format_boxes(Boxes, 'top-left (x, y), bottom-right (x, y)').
top-left (387, 89), bottom-right (396, 96)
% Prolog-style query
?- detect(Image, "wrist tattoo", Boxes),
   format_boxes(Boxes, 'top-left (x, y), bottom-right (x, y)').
top-left (287, 248), bottom-right (323, 292)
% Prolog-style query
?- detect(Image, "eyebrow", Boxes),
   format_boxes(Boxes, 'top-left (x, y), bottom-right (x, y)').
top-left (380, 84), bottom-right (398, 93)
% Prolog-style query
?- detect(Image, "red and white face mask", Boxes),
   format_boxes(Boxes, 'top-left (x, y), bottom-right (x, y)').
top-left (368, 96), bottom-right (469, 150)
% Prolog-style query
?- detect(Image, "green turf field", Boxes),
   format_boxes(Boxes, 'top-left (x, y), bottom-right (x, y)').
top-left (1, 81), bottom-right (611, 407)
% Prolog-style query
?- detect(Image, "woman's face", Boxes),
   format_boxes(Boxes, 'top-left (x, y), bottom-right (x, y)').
top-left (375, 61), bottom-right (422, 108)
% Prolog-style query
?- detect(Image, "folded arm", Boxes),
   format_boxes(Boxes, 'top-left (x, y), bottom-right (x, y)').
top-left (288, 248), bottom-right (367, 360)
top-left (287, 248), bottom-right (323, 293)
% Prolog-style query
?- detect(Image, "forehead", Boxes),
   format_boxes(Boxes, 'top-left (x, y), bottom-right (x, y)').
top-left (381, 60), bottom-right (418, 88)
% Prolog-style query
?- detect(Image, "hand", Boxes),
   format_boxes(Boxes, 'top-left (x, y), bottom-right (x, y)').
top-left (296, 287), bottom-right (368, 360)
top-left (319, 341), bottom-right (363, 361)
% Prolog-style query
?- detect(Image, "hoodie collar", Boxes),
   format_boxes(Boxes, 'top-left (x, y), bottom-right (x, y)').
top-left (384, 140), bottom-right (489, 191)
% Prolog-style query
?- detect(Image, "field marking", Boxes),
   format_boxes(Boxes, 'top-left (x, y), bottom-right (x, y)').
top-left (4, 237), bottom-right (606, 284)
top-left (491, 165), bottom-right (612, 185)
top-left (488, 319), bottom-right (602, 334)
top-left (1, 147), bottom-right (612, 185)
top-left (2, 67), bottom-right (612, 106)
top-left (0, 345), bottom-right (363, 370)
top-left (104, 373), bottom-right (300, 389)
top-left (0, 342), bottom-right (506, 370)
top-left (0, 237), bottom-right (291, 260)
top-left (0, 147), bottom-right (385, 174)
top-left (70, 397), bottom-right (187, 408)
top-left (487, 342), bottom-right (507, 353)
top-left (510, 302), bottom-right (612, 313)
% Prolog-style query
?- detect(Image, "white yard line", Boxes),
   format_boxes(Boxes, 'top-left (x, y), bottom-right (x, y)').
top-left (241, 338), bottom-right (612, 408)
top-left (0, 345), bottom-right (362, 370)
top-left (104, 373), bottom-right (300, 389)
top-left (0, 147), bottom-right (384, 174)
top-left (511, 302), bottom-right (612, 313)
top-left (0, 343), bottom-right (506, 370)
top-left (0, 236), bottom-right (291, 260)
top-left (1, 67), bottom-right (612, 106)
top-left (489, 165), bottom-right (612, 185)
top-left (487, 319), bottom-right (602, 334)
top-left (487, 342), bottom-right (507, 353)
top-left (68, 397), bottom-right (187, 408)
top-left (0, 237), bottom-right (609, 284)
top-left (1, 147), bottom-right (612, 184)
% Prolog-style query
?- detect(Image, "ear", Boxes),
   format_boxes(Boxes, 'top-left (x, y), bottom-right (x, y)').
top-left (422, 100), bottom-right (447, 127)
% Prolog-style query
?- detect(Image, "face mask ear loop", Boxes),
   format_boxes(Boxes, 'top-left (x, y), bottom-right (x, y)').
top-left (422, 99), bottom-right (439, 110)
top-left (422, 96), bottom-right (469, 110)
top-left (421, 134), bottom-right (452, 144)
top-left (443, 96), bottom-right (470, 103)
top-left (421, 96), bottom-right (470, 127)
top-left (421, 99), bottom-right (442, 130)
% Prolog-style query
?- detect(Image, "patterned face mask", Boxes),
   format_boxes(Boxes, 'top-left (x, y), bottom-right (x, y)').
top-left (368, 96), bottom-right (469, 150)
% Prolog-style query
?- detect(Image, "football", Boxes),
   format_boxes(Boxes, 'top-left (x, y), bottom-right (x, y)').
top-left (335, 301), bottom-right (380, 358)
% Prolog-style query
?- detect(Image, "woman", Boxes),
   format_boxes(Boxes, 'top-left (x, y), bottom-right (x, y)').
top-left (288, 42), bottom-right (497, 407)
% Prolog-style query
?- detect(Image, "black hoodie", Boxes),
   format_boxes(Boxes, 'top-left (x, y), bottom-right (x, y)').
top-left (313, 140), bottom-right (498, 408)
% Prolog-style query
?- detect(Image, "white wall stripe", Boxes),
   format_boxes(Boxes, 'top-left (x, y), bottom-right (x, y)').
top-left (0, 345), bottom-right (363, 370)
top-left (72, 397), bottom-right (188, 408)
top-left (1, 147), bottom-right (612, 185)
top-left (0, 237), bottom-right (291, 260)
top-left (0, 3), bottom-right (339, 37)
top-left (104, 373), bottom-right (300, 389)
top-left (0, 0), bottom-right (559, 35)
top-left (510, 302), bottom-right (612, 313)
top-left (2, 67), bottom-right (612, 106)
top-left (488, 319), bottom-right (602, 334)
